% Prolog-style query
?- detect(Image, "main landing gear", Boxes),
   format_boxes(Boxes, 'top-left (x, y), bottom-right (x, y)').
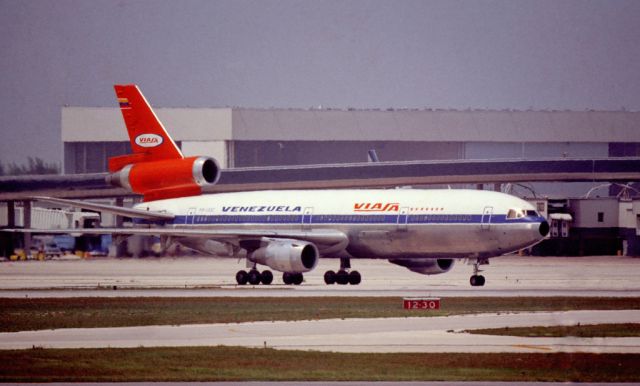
top-left (235, 269), bottom-right (304, 285)
top-left (324, 258), bottom-right (361, 285)
top-left (282, 272), bottom-right (304, 285)
top-left (236, 269), bottom-right (273, 285)
top-left (469, 258), bottom-right (487, 287)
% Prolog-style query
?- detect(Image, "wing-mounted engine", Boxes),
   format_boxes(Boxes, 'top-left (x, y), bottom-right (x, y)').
top-left (388, 258), bottom-right (455, 275)
top-left (249, 238), bottom-right (319, 273)
top-left (107, 156), bottom-right (220, 201)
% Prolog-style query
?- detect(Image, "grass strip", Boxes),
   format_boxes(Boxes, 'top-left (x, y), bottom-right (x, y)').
top-left (467, 323), bottom-right (640, 337)
top-left (2, 296), bottom-right (639, 332)
top-left (0, 347), bottom-right (639, 382)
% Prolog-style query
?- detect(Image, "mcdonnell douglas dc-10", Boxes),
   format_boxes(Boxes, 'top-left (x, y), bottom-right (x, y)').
top-left (25, 85), bottom-right (550, 287)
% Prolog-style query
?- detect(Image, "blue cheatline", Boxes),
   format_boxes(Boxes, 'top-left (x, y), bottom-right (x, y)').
top-left (144, 213), bottom-right (545, 226)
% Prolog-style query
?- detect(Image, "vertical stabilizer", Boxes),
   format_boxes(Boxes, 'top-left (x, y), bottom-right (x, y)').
top-left (109, 84), bottom-right (183, 171)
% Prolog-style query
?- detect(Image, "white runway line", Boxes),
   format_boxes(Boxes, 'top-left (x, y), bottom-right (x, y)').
top-left (2, 310), bottom-right (639, 353)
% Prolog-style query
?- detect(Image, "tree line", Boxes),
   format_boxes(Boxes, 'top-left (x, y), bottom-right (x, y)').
top-left (0, 157), bottom-right (59, 176)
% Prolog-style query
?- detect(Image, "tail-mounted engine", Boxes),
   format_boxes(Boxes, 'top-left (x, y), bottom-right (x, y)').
top-left (250, 238), bottom-right (319, 273)
top-left (388, 258), bottom-right (455, 275)
top-left (106, 156), bottom-right (220, 201)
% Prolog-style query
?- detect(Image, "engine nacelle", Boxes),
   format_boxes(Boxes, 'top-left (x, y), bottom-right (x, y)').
top-left (250, 238), bottom-right (319, 273)
top-left (388, 258), bottom-right (455, 275)
top-left (107, 156), bottom-right (220, 201)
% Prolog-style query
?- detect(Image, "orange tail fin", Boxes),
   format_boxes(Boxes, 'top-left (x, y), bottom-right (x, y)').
top-left (109, 84), bottom-right (183, 172)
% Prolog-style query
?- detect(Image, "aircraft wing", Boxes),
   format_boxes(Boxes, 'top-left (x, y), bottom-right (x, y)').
top-left (13, 196), bottom-right (347, 250)
top-left (3, 227), bottom-right (348, 248)
top-left (31, 196), bottom-right (174, 221)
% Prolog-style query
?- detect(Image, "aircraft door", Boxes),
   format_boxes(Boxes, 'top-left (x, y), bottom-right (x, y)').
top-left (480, 206), bottom-right (493, 230)
top-left (186, 208), bottom-right (196, 225)
top-left (302, 207), bottom-right (313, 230)
top-left (397, 207), bottom-right (409, 231)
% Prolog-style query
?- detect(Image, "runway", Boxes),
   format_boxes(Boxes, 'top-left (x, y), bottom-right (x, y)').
top-left (2, 310), bottom-right (640, 353)
top-left (1, 255), bottom-right (639, 297)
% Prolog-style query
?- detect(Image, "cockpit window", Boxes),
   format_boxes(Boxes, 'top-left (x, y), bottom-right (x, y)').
top-left (507, 209), bottom-right (524, 219)
top-left (508, 208), bottom-right (538, 219)
top-left (507, 209), bottom-right (527, 220)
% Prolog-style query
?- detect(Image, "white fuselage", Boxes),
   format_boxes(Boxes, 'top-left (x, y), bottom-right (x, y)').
top-left (137, 189), bottom-right (547, 260)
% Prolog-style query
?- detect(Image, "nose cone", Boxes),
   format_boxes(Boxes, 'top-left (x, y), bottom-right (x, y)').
top-left (539, 220), bottom-right (550, 237)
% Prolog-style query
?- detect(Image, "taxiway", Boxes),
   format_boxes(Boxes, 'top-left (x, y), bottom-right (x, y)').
top-left (2, 310), bottom-right (639, 353)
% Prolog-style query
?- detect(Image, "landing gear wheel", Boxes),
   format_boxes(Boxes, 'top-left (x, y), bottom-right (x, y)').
top-left (470, 275), bottom-right (486, 287)
top-left (336, 270), bottom-right (349, 285)
top-left (283, 272), bottom-right (303, 285)
top-left (348, 270), bottom-right (361, 285)
top-left (324, 270), bottom-right (336, 285)
top-left (248, 269), bottom-right (262, 285)
top-left (293, 273), bottom-right (304, 285)
top-left (236, 270), bottom-right (249, 285)
top-left (260, 270), bottom-right (273, 285)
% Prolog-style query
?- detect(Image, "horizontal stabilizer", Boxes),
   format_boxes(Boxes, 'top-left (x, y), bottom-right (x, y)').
top-left (31, 196), bottom-right (174, 221)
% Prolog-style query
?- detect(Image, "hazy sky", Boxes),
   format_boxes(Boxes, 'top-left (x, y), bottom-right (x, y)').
top-left (1, 0), bottom-right (639, 166)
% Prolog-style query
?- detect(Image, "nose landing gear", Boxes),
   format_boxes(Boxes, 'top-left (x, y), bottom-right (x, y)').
top-left (469, 274), bottom-right (485, 286)
top-left (469, 258), bottom-right (487, 287)
top-left (324, 258), bottom-right (361, 285)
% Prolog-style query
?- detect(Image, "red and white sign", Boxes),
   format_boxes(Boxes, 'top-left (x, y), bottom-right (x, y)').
top-left (135, 133), bottom-right (164, 148)
top-left (403, 297), bottom-right (441, 310)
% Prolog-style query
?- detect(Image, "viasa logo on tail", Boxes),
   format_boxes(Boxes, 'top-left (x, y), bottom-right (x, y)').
top-left (354, 202), bottom-right (400, 212)
top-left (135, 133), bottom-right (164, 148)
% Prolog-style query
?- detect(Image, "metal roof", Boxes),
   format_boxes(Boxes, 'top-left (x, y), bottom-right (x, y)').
top-left (62, 107), bottom-right (640, 143)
